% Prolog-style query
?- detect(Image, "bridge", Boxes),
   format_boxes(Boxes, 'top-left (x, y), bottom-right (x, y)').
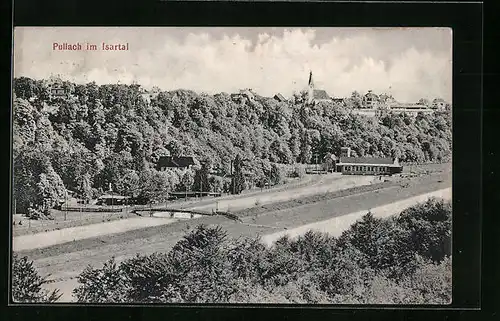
top-left (168, 191), bottom-right (222, 199)
top-left (132, 207), bottom-right (242, 222)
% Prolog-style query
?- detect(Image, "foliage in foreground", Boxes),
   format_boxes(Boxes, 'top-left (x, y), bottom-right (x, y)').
top-left (72, 198), bottom-right (452, 304)
top-left (11, 254), bottom-right (62, 303)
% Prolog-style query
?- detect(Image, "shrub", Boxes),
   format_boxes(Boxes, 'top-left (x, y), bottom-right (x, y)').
top-left (165, 225), bottom-right (238, 303)
top-left (290, 166), bottom-right (306, 178)
top-left (12, 254), bottom-right (61, 303)
top-left (396, 198), bottom-right (452, 262)
top-left (73, 257), bottom-right (130, 303)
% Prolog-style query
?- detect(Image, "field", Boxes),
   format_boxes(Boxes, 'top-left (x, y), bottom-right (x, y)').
top-left (14, 163), bottom-right (451, 302)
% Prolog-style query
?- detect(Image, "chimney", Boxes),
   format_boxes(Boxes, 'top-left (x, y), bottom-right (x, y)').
top-left (340, 147), bottom-right (351, 158)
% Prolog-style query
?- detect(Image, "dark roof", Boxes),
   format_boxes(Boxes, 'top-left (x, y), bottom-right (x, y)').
top-left (324, 153), bottom-right (338, 161)
top-left (99, 193), bottom-right (130, 199)
top-left (313, 89), bottom-right (330, 100)
top-left (157, 156), bottom-right (196, 168)
top-left (339, 157), bottom-right (395, 165)
top-left (365, 92), bottom-right (378, 98)
top-left (274, 93), bottom-right (286, 102)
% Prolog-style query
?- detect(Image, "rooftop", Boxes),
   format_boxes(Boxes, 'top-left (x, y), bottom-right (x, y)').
top-left (99, 194), bottom-right (130, 200)
top-left (274, 93), bottom-right (286, 102)
top-left (313, 89), bottom-right (330, 100)
top-left (339, 157), bottom-right (397, 165)
top-left (157, 156), bottom-right (196, 168)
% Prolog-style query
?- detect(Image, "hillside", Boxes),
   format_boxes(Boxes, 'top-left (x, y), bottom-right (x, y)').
top-left (12, 77), bottom-right (452, 213)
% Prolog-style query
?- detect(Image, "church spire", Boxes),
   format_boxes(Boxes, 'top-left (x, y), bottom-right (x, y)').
top-left (307, 71), bottom-right (314, 105)
top-left (308, 71), bottom-right (314, 88)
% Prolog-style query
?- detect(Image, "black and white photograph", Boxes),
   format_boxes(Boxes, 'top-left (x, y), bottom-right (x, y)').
top-left (11, 27), bottom-right (452, 304)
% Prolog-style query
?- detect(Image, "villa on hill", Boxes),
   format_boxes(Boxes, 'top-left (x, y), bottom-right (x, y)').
top-left (231, 89), bottom-right (256, 104)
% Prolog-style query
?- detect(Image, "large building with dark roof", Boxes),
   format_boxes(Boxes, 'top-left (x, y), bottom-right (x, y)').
top-left (156, 156), bottom-right (196, 171)
top-left (335, 147), bottom-right (403, 175)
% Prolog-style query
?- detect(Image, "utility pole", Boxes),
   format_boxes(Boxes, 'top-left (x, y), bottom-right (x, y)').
top-left (231, 160), bottom-right (235, 195)
top-left (315, 154), bottom-right (319, 173)
top-left (200, 169), bottom-right (203, 199)
top-left (64, 191), bottom-right (67, 221)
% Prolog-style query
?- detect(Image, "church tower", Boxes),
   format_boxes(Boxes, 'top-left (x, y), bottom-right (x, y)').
top-left (307, 71), bottom-right (314, 104)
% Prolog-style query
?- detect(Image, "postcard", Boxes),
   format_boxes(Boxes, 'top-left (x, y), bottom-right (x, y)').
top-left (11, 27), bottom-right (452, 304)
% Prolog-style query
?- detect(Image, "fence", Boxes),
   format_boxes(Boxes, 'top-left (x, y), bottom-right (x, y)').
top-left (60, 206), bottom-right (127, 213)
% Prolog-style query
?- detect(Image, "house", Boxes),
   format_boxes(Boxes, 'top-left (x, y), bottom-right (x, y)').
top-left (340, 147), bottom-right (352, 158)
top-left (362, 90), bottom-right (379, 109)
top-left (274, 93), bottom-right (287, 102)
top-left (46, 76), bottom-right (70, 100)
top-left (387, 102), bottom-right (434, 116)
top-left (97, 193), bottom-right (131, 206)
top-left (336, 157), bottom-right (402, 175)
top-left (48, 84), bottom-right (69, 100)
top-left (307, 71), bottom-right (331, 105)
top-left (231, 89), bottom-right (255, 103)
top-left (322, 153), bottom-right (338, 172)
top-left (335, 147), bottom-right (402, 175)
top-left (332, 97), bottom-right (345, 105)
top-left (431, 99), bottom-right (447, 111)
top-left (139, 90), bottom-right (159, 105)
top-left (156, 156), bottom-right (196, 171)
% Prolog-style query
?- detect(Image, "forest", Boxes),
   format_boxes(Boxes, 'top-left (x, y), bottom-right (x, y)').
top-left (12, 198), bottom-right (452, 304)
top-left (12, 77), bottom-right (452, 213)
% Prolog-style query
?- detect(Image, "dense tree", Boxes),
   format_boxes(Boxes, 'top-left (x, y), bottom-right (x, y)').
top-left (12, 77), bottom-right (452, 211)
top-left (193, 161), bottom-right (210, 193)
top-left (12, 254), bottom-right (62, 303)
top-left (230, 155), bottom-right (245, 195)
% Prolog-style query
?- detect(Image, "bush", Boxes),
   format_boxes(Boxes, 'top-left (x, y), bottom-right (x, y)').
top-left (290, 166), bottom-right (306, 178)
top-left (73, 257), bottom-right (130, 303)
top-left (396, 198), bottom-right (452, 262)
top-left (12, 254), bottom-right (61, 303)
top-left (72, 198), bottom-right (452, 304)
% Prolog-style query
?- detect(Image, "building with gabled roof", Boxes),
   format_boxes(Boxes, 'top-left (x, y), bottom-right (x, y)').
top-left (273, 93), bottom-right (287, 102)
top-left (157, 156), bottom-right (196, 171)
top-left (362, 90), bottom-right (379, 109)
top-left (335, 147), bottom-right (402, 175)
top-left (307, 71), bottom-right (331, 105)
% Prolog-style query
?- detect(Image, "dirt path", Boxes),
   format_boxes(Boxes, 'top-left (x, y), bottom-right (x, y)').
top-left (261, 187), bottom-right (452, 245)
top-left (13, 217), bottom-right (179, 252)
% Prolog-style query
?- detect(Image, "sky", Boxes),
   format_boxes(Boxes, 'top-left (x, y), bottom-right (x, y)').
top-left (13, 27), bottom-right (452, 103)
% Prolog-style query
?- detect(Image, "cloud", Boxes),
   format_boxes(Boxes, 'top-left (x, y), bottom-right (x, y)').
top-left (13, 27), bottom-right (452, 102)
